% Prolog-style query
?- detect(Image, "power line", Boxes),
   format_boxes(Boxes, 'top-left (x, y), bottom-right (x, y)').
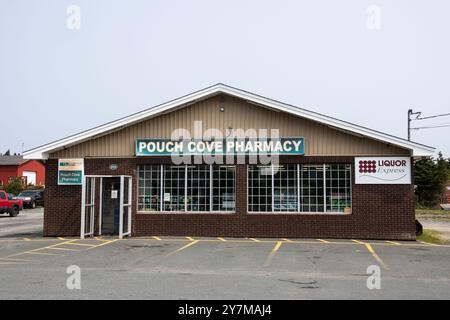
top-left (411, 124), bottom-right (450, 130)
top-left (416, 112), bottom-right (450, 121)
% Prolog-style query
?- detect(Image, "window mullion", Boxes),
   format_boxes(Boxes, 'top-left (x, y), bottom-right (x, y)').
top-left (184, 165), bottom-right (188, 212)
top-left (323, 164), bottom-right (326, 213)
top-left (160, 165), bottom-right (163, 212)
top-left (271, 165), bottom-right (275, 213)
top-left (297, 164), bottom-right (300, 212)
top-left (210, 165), bottom-right (213, 212)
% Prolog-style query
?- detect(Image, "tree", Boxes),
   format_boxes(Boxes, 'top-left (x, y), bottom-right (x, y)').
top-left (414, 152), bottom-right (450, 207)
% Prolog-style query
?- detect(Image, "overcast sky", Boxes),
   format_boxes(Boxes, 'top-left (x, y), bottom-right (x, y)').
top-left (1, 0), bottom-right (449, 157)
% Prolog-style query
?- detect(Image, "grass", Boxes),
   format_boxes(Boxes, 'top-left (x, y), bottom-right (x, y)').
top-left (416, 209), bottom-right (450, 216)
top-left (417, 229), bottom-right (445, 244)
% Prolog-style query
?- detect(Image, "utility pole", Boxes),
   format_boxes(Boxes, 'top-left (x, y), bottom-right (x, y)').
top-left (407, 109), bottom-right (421, 141)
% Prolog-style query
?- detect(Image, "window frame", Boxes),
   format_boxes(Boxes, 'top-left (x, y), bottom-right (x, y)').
top-left (136, 164), bottom-right (236, 214)
top-left (247, 164), bottom-right (352, 215)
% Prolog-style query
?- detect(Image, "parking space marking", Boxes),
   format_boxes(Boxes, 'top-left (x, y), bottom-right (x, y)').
top-left (166, 240), bottom-right (199, 257)
top-left (45, 246), bottom-right (81, 252)
top-left (186, 237), bottom-right (195, 241)
top-left (218, 237), bottom-right (226, 242)
top-left (352, 239), bottom-right (366, 245)
top-left (153, 236), bottom-right (162, 241)
top-left (86, 239), bottom-right (119, 250)
top-left (282, 238), bottom-right (293, 243)
top-left (418, 240), bottom-right (440, 247)
top-left (28, 251), bottom-right (64, 256)
top-left (264, 241), bottom-right (283, 267)
top-left (317, 239), bottom-right (330, 243)
top-left (249, 238), bottom-right (261, 242)
top-left (64, 242), bottom-right (97, 247)
top-left (364, 243), bottom-right (388, 270)
top-left (386, 241), bottom-right (401, 246)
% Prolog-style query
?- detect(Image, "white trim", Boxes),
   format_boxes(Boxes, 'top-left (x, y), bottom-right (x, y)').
top-left (23, 84), bottom-right (435, 159)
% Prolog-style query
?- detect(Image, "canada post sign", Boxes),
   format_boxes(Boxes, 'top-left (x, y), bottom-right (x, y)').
top-left (58, 159), bottom-right (84, 185)
top-left (355, 157), bottom-right (411, 184)
top-left (136, 138), bottom-right (305, 156)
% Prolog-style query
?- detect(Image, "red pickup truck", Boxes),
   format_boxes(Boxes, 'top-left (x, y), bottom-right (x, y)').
top-left (0, 190), bottom-right (23, 217)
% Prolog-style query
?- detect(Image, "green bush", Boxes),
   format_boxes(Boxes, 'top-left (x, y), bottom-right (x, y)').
top-left (4, 177), bottom-right (25, 195)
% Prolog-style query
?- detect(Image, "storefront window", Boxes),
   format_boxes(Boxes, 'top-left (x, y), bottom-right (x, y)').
top-left (248, 166), bottom-right (273, 212)
top-left (137, 165), bottom-right (161, 212)
top-left (137, 165), bottom-right (236, 213)
top-left (163, 166), bottom-right (186, 211)
top-left (325, 164), bottom-right (352, 213)
top-left (274, 165), bottom-right (298, 212)
top-left (300, 165), bottom-right (325, 212)
top-left (248, 164), bottom-right (352, 213)
top-left (187, 165), bottom-right (210, 212)
top-left (212, 166), bottom-right (236, 212)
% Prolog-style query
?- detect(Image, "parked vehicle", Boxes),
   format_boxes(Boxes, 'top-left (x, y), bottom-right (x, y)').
top-left (15, 189), bottom-right (44, 208)
top-left (0, 190), bottom-right (23, 217)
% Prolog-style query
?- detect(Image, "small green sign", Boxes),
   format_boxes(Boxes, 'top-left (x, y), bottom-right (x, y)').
top-left (58, 170), bottom-right (83, 185)
top-left (135, 137), bottom-right (305, 156)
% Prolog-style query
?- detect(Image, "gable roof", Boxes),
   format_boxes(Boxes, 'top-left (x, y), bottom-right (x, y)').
top-left (0, 155), bottom-right (26, 166)
top-left (23, 83), bottom-right (435, 159)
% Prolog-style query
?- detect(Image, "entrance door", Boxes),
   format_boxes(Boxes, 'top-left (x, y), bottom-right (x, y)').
top-left (81, 175), bottom-right (132, 239)
top-left (101, 177), bottom-right (120, 235)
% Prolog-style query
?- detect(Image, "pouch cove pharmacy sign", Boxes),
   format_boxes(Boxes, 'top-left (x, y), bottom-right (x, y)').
top-left (58, 159), bottom-right (84, 185)
top-left (355, 157), bottom-right (411, 184)
top-left (136, 138), bottom-right (304, 156)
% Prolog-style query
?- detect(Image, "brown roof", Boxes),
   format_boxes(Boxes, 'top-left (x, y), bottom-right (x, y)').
top-left (0, 155), bottom-right (26, 166)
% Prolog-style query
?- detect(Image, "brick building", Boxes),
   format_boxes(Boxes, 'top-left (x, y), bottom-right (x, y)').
top-left (23, 84), bottom-right (434, 240)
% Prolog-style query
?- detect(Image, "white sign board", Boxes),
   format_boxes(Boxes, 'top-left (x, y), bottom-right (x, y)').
top-left (355, 157), bottom-right (411, 184)
top-left (58, 159), bottom-right (84, 185)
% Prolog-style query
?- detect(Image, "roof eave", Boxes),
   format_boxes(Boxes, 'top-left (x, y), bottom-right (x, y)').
top-left (22, 83), bottom-right (436, 159)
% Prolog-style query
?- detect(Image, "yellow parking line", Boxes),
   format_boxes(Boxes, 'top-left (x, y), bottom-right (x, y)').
top-left (264, 241), bottom-right (283, 267)
top-left (63, 242), bottom-right (97, 247)
top-left (58, 237), bottom-right (66, 240)
top-left (27, 251), bottom-right (64, 256)
top-left (0, 261), bottom-right (27, 265)
top-left (45, 247), bottom-right (80, 252)
top-left (386, 241), bottom-right (401, 246)
top-left (153, 236), bottom-right (162, 241)
top-left (23, 238), bottom-right (31, 241)
top-left (86, 239), bottom-right (119, 250)
top-left (418, 240), bottom-right (441, 247)
top-left (365, 243), bottom-right (389, 270)
top-left (352, 239), bottom-right (366, 245)
top-left (249, 238), bottom-right (261, 242)
top-left (186, 236), bottom-right (195, 241)
top-left (218, 237), bottom-right (226, 242)
top-left (317, 239), bottom-right (330, 243)
top-left (166, 240), bottom-right (199, 257)
top-left (0, 257), bottom-right (33, 262)
top-left (283, 238), bottom-right (293, 243)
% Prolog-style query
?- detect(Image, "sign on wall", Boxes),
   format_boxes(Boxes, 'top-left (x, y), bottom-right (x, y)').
top-left (58, 159), bottom-right (84, 185)
top-left (354, 157), bottom-right (411, 185)
top-left (135, 137), bottom-right (305, 156)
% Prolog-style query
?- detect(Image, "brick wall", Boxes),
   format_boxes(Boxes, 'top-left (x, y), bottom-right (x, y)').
top-left (43, 156), bottom-right (416, 240)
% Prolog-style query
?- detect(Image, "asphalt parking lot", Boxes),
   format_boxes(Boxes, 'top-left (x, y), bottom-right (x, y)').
top-left (1, 233), bottom-right (450, 299)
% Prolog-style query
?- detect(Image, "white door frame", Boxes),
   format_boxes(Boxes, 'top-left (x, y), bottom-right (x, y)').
top-left (80, 175), bottom-right (132, 239)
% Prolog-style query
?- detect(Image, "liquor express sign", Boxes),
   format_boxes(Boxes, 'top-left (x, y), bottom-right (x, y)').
top-left (58, 159), bottom-right (84, 185)
top-left (354, 157), bottom-right (411, 184)
top-left (135, 137), bottom-right (305, 156)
